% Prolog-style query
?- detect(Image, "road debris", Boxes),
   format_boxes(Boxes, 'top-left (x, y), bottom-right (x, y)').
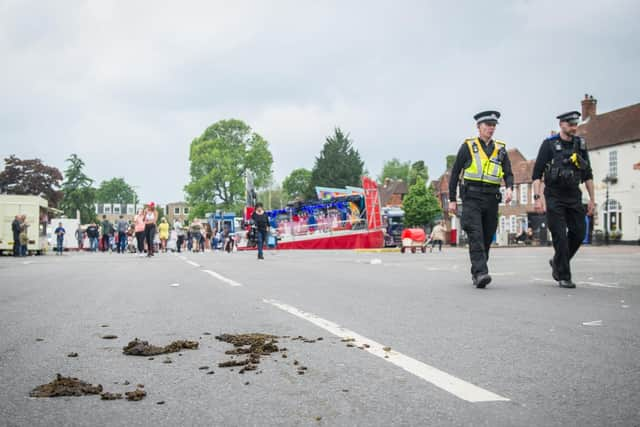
top-left (582, 320), bottom-right (603, 326)
top-left (102, 335), bottom-right (118, 340)
top-left (122, 338), bottom-right (199, 356)
top-left (125, 388), bottom-right (146, 401)
top-left (215, 333), bottom-right (281, 374)
top-left (67, 352), bottom-right (79, 358)
top-left (100, 392), bottom-right (122, 400)
top-left (30, 374), bottom-right (103, 398)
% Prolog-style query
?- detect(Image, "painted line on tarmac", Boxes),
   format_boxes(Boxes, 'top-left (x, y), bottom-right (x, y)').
top-left (201, 269), bottom-right (243, 287)
top-left (532, 277), bottom-right (622, 288)
top-left (185, 260), bottom-right (200, 267)
top-left (263, 298), bottom-right (510, 403)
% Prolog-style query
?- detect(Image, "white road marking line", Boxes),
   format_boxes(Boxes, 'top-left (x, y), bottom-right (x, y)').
top-left (185, 260), bottom-right (200, 267)
top-left (490, 272), bottom-right (515, 276)
top-left (201, 269), bottom-right (243, 287)
top-left (576, 281), bottom-right (621, 289)
top-left (263, 299), bottom-right (510, 403)
top-left (169, 283), bottom-right (180, 287)
top-left (582, 320), bottom-right (603, 326)
top-left (532, 278), bottom-right (623, 289)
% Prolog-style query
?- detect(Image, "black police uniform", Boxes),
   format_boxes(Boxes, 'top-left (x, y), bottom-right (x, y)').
top-left (532, 111), bottom-right (593, 286)
top-left (449, 111), bottom-right (514, 287)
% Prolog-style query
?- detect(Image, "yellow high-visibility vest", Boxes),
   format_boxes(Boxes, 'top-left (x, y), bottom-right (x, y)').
top-left (463, 138), bottom-right (506, 185)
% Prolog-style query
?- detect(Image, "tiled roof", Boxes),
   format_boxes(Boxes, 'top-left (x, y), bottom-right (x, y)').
top-left (577, 103), bottom-right (640, 150)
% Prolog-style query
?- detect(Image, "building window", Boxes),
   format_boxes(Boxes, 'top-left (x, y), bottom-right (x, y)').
top-left (104, 205), bottom-right (112, 214)
top-left (603, 199), bottom-right (622, 232)
top-left (174, 207), bottom-right (180, 215)
top-left (113, 205), bottom-right (121, 214)
top-left (510, 215), bottom-right (517, 233)
top-left (499, 215), bottom-right (507, 232)
top-left (499, 187), bottom-right (506, 206)
top-left (127, 205), bottom-right (134, 215)
top-left (184, 207), bottom-right (189, 214)
top-left (520, 183), bottom-right (528, 205)
top-left (609, 150), bottom-right (618, 178)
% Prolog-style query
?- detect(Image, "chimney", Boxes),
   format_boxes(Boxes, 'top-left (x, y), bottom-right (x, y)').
top-left (581, 94), bottom-right (597, 120)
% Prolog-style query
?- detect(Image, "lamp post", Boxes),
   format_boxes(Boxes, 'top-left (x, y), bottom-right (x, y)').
top-left (602, 174), bottom-right (617, 245)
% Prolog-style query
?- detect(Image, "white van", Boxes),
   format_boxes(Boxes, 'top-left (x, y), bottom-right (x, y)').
top-left (0, 195), bottom-right (54, 255)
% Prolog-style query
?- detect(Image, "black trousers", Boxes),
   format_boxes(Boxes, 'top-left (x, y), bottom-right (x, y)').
top-left (13, 233), bottom-right (20, 256)
top-left (461, 193), bottom-right (499, 277)
top-left (545, 195), bottom-right (586, 281)
top-left (144, 224), bottom-right (156, 255)
top-left (135, 231), bottom-right (145, 253)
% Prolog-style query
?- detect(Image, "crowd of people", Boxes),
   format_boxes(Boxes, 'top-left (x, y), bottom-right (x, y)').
top-left (69, 202), bottom-right (236, 257)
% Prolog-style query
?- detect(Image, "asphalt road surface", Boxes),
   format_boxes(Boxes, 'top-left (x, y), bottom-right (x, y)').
top-left (1, 246), bottom-right (639, 427)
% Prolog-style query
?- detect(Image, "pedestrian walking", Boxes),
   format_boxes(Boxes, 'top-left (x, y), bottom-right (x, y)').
top-left (429, 221), bottom-right (447, 253)
top-left (174, 218), bottom-right (185, 253)
top-left (116, 215), bottom-right (128, 254)
top-left (251, 203), bottom-right (270, 260)
top-left (190, 218), bottom-right (203, 252)
top-left (448, 110), bottom-right (514, 288)
top-left (11, 215), bottom-right (21, 257)
top-left (158, 218), bottom-right (169, 252)
top-left (100, 215), bottom-right (113, 252)
top-left (75, 225), bottom-right (84, 251)
top-left (532, 111), bottom-right (595, 288)
top-left (143, 203), bottom-right (157, 257)
top-left (54, 222), bottom-right (65, 255)
top-left (86, 222), bottom-right (99, 252)
top-left (134, 208), bottom-right (146, 257)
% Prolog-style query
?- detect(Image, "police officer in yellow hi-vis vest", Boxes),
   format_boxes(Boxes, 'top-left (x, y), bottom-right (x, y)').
top-left (448, 111), bottom-right (514, 288)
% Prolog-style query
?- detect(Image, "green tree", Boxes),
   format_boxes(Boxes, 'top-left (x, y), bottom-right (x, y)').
top-left (95, 177), bottom-right (138, 205)
top-left (59, 154), bottom-right (97, 223)
top-left (408, 160), bottom-right (429, 186)
top-left (257, 185), bottom-right (285, 210)
top-left (0, 155), bottom-right (63, 206)
top-left (309, 128), bottom-right (364, 198)
top-left (446, 155), bottom-right (456, 170)
top-left (402, 177), bottom-right (440, 227)
top-left (282, 168), bottom-right (312, 201)
top-left (185, 119), bottom-right (273, 216)
top-left (378, 158), bottom-right (410, 183)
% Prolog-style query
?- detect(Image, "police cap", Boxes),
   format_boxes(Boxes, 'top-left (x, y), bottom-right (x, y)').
top-left (474, 110), bottom-right (500, 125)
top-left (556, 111), bottom-right (581, 125)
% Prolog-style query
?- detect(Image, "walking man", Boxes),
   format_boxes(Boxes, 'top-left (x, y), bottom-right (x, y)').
top-left (448, 111), bottom-right (514, 288)
top-left (86, 222), bottom-right (99, 252)
top-left (251, 202), bottom-right (270, 260)
top-left (12, 215), bottom-right (21, 257)
top-left (100, 215), bottom-right (113, 252)
top-left (116, 215), bottom-right (128, 254)
top-left (532, 111), bottom-right (595, 288)
top-left (54, 222), bottom-right (65, 255)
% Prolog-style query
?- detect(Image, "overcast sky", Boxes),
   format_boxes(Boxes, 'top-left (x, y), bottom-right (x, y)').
top-left (2, 0), bottom-right (639, 204)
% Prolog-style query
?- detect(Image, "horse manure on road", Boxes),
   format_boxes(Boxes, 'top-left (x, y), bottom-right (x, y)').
top-left (125, 388), bottom-right (147, 401)
top-left (30, 374), bottom-right (103, 398)
top-left (215, 333), bottom-right (281, 374)
top-left (122, 338), bottom-right (199, 356)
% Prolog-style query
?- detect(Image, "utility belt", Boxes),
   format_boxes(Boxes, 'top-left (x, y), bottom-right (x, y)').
top-left (544, 166), bottom-right (581, 189)
top-left (463, 184), bottom-right (500, 194)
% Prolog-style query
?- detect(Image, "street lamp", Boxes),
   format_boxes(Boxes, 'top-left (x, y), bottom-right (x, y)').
top-left (602, 174), bottom-right (618, 245)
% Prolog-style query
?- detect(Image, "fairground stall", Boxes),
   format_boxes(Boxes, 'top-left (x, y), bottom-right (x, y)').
top-left (237, 177), bottom-right (384, 250)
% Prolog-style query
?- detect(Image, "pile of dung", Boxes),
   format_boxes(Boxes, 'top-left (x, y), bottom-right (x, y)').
top-left (215, 333), bottom-right (280, 374)
top-left (125, 388), bottom-right (146, 401)
top-left (122, 338), bottom-right (199, 356)
top-left (30, 374), bottom-right (103, 398)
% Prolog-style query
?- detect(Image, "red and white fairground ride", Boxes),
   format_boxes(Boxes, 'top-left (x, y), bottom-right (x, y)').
top-left (236, 177), bottom-right (384, 250)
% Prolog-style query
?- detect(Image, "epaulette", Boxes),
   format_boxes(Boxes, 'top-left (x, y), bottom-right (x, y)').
top-left (544, 134), bottom-right (560, 142)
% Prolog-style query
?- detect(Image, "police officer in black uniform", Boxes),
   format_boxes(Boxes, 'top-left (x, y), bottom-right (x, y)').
top-left (449, 111), bottom-right (514, 288)
top-left (532, 111), bottom-right (595, 288)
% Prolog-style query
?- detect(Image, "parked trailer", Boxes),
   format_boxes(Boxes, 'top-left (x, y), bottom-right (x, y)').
top-left (0, 195), bottom-right (52, 255)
